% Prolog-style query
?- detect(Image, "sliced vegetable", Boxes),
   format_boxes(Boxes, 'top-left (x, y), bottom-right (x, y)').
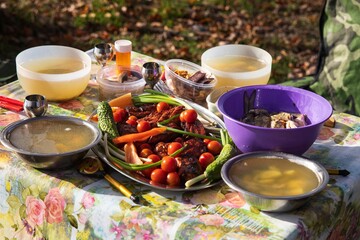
top-left (103, 134), bottom-right (161, 171)
top-left (124, 142), bottom-right (143, 164)
top-left (112, 127), bottom-right (167, 144)
top-left (109, 92), bottom-right (133, 108)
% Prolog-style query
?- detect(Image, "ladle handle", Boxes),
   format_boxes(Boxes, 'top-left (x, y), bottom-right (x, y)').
top-left (104, 174), bottom-right (140, 203)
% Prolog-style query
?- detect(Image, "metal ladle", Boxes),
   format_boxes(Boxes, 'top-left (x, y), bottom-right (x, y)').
top-left (23, 94), bottom-right (48, 118)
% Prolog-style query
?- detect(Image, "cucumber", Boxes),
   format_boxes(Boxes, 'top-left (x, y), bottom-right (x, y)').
top-left (185, 139), bottom-right (235, 188)
top-left (97, 101), bottom-right (119, 139)
top-left (203, 143), bottom-right (234, 181)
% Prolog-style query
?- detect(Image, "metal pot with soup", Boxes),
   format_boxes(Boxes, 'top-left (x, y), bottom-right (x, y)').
top-left (0, 116), bottom-right (101, 169)
top-left (221, 151), bottom-right (329, 212)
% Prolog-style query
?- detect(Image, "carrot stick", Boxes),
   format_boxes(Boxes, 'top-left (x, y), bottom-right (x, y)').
top-left (112, 127), bottom-right (167, 144)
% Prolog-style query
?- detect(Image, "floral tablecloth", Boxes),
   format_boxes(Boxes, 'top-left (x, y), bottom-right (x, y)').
top-left (1, 52), bottom-right (360, 240)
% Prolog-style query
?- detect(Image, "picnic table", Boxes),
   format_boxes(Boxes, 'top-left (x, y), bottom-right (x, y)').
top-left (0, 52), bottom-right (360, 240)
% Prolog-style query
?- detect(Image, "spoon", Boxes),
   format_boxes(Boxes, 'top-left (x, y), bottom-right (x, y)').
top-left (23, 94), bottom-right (48, 118)
top-left (142, 62), bottom-right (161, 89)
top-left (78, 156), bottom-right (140, 204)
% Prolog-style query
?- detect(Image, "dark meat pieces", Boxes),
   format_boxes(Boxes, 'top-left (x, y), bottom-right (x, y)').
top-left (118, 124), bottom-right (137, 136)
top-left (181, 138), bottom-right (207, 159)
top-left (142, 105), bottom-right (184, 126)
top-left (242, 108), bottom-right (271, 128)
top-left (181, 119), bottom-right (206, 136)
top-left (178, 157), bottom-right (202, 182)
top-left (148, 122), bottom-right (181, 144)
top-left (126, 104), bottom-right (157, 119)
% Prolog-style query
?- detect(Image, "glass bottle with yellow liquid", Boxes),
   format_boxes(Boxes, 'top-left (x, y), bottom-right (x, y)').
top-left (115, 40), bottom-right (132, 69)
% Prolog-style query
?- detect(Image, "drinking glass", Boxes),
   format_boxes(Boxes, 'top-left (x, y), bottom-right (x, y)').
top-left (93, 43), bottom-right (115, 67)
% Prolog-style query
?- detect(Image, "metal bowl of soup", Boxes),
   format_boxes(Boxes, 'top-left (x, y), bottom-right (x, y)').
top-left (0, 116), bottom-right (101, 169)
top-left (221, 151), bottom-right (329, 212)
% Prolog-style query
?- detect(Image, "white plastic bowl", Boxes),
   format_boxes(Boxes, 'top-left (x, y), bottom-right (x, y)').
top-left (201, 44), bottom-right (272, 88)
top-left (16, 45), bottom-right (92, 101)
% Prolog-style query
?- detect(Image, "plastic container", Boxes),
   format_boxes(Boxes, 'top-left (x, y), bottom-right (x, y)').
top-left (164, 59), bottom-right (217, 106)
top-left (97, 65), bottom-right (145, 101)
top-left (206, 86), bottom-right (236, 118)
top-left (201, 44), bottom-right (272, 88)
top-left (16, 45), bottom-right (92, 101)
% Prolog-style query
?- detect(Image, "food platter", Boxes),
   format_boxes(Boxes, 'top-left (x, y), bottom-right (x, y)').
top-left (91, 93), bottom-right (226, 192)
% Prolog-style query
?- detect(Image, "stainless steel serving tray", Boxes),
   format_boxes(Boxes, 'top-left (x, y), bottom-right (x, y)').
top-left (91, 93), bottom-right (226, 192)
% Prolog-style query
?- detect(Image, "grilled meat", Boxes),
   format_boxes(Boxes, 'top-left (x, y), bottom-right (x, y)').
top-left (148, 122), bottom-right (181, 144)
top-left (178, 157), bottom-right (202, 182)
top-left (181, 119), bottom-right (206, 135)
top-left (126, 104), bottom-right (157, 119)
top-left (181, 138), bottom-right (207, 159)
top-left (117, 123), bottom-right (137, 136)
top-left (142, 105), bottom-right (184, 126)
top-left (154, 142), bottom-right (169, 157)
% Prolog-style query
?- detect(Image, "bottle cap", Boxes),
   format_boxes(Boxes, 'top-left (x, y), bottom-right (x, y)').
top-left (115, 40), bottom-right (132, 53)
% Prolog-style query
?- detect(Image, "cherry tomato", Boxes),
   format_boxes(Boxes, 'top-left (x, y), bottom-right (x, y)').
top-left (139, 143), bottom-right (152, 151)
top-left (147, 154), bottom-right (161, 162)
top-left (203, 138), bottom-right (212, 145)
top-left (113, 108), bottom-right (127, 123)
top-left (151, 168), bottom-right (167, 184)
top-left (139, 148), bottom-right (153, 158)
top-left (199, 152), bottom-right (215, 170)
top-left (137, 120), bottom-right (151, 132)
top-left (167, 172), bottom-right (181, 186)
top-left (128, 115), bottom-right (137, 121)
top-left (167, 142), bottom-right (183, 156)
top-left (207, 141), bottom-right (222, 155)
top-left (179, 111), bottom-right (186, 122)
top-left (126, 115), bottom-right (137, 126)
top-left (181, 109), bottom-right (197, 123)
top-left (161, 156), bottom-right (177, 173)
top-left (156, 102), bottom-right (170, 112)
top-left (141, 162), bottom-right (157, 178)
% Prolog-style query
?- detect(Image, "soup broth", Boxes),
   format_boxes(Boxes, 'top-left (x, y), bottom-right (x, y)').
top-left (206, 55), bottom-right (267, 73)
top-left (18, 58), bottom-right (89, 101)
top-left (10, 119), bottom-right (95, 154)
top-left (229, 157), bottom-right (319, 197)
top-left (22, 58), bottom-right (86, 74)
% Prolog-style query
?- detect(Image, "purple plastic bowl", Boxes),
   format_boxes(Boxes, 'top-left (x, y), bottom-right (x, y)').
top-left (217, 85), bottom-right (333, 155)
